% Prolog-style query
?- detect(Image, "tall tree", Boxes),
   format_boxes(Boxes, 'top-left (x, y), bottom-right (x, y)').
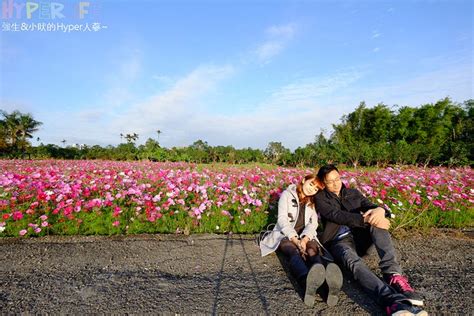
top-left (0, 110), bottom-right (43, 155)
top-left (264, 141), bottom-right (290, 165)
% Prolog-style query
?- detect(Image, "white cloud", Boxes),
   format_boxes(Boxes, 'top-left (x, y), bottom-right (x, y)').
top-left (34, 66), bottom-right (366, 149)
top-left (272, 69), bottom-right (364, 103)
top-left (361, 62), bottom-right (473, 106)
top-left (152, 74), bottom-right (174, 85)
top-left (0, 98), bottom-right (35, 113)
top-left (107, 64), bottom-right (235, 144)
top-left (182, 62), bottom-right (472, 150)
top-left (255, 41), bottom-right (284, 64)
top-left (51, 65), bottom-right (359, 149)
top-left (102, 50), bottom-right (142, 109)
top-left (255, 23), bottom-right (297, 64)
top-left (372, 30), bottom-right (381, 39)
top-left (265, 24), bottom-right (296, 38)
top-left (310, 60), bottom-right (473, 112)
top-left (32, 57), bottom-right (472, 151)
top-left (161, 68), bottom-right (366, 149)
top-left (373, 47), bottom-right (380, 53)
top-left (33, 63), bottom-right (235, 147)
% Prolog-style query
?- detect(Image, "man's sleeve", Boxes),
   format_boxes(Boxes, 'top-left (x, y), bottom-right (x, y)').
top-left (356, 190), bottom-right (379, 211)
top-left (355, 189), bottom-right (392, 217)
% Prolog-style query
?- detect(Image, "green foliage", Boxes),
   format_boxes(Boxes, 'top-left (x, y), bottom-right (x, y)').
top-left (2, 97), bottom-right (472, 167)
top-left (326, 97), bottom-right (472, 167)
top-left (264, 141), bottom-right (291, 165)
top-left (0, 110), bottom-right (43, 158)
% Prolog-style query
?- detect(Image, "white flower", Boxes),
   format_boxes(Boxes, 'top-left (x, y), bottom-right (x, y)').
top-left (377, 199), bottom-right (383, 204)
top-left (0, 226), bottom-right (5, 233)
top-left (215, 225), bottom-right (220, 230)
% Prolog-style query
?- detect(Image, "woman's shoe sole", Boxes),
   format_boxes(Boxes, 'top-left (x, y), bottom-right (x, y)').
top-left (325, 263), bottom-right (343, 307)
top-left (304, 263), bottom-right (326, 307)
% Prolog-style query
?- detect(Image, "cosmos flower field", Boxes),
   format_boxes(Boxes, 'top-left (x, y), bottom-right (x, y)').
top-left (0, 160), bottom-right (472, 237)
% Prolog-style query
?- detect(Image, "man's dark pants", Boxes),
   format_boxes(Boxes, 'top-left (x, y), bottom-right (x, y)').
top-left (328, 226), bottom-right (407, 306)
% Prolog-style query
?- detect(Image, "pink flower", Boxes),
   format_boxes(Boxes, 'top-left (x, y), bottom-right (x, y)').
top-left (19, 229), bottom-right (27, 236)
top-left (112, 221), bottom-right (120, 227)
top-left (12, 211), bottom-right (23, 221)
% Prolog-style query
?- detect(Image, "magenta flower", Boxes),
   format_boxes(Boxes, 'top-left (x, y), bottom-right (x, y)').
top-left (12, 211), bottom-right (23, 221)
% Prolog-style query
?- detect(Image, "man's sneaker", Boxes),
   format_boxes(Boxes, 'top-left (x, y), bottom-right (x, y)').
top-left (386, 302), bottom-right (428, 316)
top-left (304, 263), bottom-right (326, 307)
top-left (386, 274), bottom-right (424, 306)
top-left (325, 262), bottom-right (343, 307)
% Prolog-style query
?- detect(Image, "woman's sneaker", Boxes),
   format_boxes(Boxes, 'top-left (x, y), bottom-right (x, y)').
top-left (385, 274), bottom-right (424, 306)
top-left (325, 262), bottom-right (343, 307)
top-left (386, 302), bottom-right (428, 316)
top-left (304, 263), bottom-right (326, 307)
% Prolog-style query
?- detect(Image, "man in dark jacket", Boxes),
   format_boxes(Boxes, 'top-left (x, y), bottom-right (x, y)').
top-left (316, 164), bottom-right (425, 316)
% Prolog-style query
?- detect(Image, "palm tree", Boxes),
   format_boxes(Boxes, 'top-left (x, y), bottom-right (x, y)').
top-left (0, 119), bottom-right (7, 151)
top-left (18, 112), bottom-right (42, 141)
top-left (125, 133), bottom-right (139, 144)
top-left (1, 110), bottom-right (19, 147)
top-left (0, 110), bottom-right (43, 155)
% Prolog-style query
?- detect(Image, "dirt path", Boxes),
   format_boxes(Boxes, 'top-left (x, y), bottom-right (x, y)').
top-left (1, 232), bottom-right (472, 315)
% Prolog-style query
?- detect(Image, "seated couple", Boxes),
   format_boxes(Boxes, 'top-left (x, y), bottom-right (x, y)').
top-left (259, 164), bottom-right (427, 316)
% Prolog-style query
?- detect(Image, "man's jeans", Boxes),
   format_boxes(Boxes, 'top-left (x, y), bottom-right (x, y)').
top-left (328, 226), bottom-right (406, 306)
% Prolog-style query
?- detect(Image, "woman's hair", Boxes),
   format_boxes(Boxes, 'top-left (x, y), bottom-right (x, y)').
top-left (296, 174), bottom-right (324, 207)
top-left (316, 164), bottom-right (339, 182)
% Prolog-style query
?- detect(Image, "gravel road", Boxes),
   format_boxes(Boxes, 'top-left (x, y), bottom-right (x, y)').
top-left (1, 230), bottom-right (472, 315)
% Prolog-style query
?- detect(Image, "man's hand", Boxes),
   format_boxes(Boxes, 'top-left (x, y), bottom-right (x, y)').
top-left (363, 207), bottom-right (390, 230)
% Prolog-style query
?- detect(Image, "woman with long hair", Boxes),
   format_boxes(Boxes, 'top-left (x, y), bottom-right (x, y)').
top-left (260, 174), bottom-right (343, 307)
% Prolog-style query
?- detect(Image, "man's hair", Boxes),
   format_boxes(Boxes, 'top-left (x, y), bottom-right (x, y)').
top-left (317, 164), bottom-right (339, 182)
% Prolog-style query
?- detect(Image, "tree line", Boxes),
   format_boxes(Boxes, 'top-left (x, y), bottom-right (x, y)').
top-left (1, 98), bottom-right (472, 167)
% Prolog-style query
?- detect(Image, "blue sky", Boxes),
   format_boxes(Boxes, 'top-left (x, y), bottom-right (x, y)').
top-left (1, 0), bottom-right (472, 150)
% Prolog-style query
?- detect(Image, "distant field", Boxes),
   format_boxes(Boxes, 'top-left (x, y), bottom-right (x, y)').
top-left (0, 160), bottom-right (472, 237)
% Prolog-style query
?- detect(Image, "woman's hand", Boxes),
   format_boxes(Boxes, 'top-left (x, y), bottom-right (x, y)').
top-left (290, 236), bottom-right (300, 248)
top-left (299, 236), bottom-right (310, 253)
top-left (290, 236), bottom-right (304, 253)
